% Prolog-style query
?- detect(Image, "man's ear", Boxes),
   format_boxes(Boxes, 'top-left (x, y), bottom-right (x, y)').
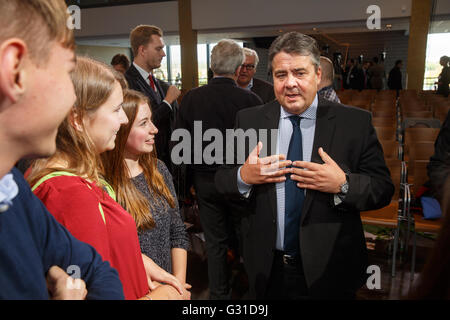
top-left (316, 65), bottom-right (322, 86)
top-left (0, 39), bottom-right (28, 104)
top-left (138, 44), bottom-right (146, 57)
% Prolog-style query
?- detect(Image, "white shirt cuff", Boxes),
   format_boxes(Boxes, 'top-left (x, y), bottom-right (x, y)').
top-left (162, 100), bottom-right (173, 110)
top-left (237, 166), bottom-right (252, 198)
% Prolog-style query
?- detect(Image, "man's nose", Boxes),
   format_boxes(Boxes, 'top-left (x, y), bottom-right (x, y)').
top-left (285, 73), bottom-right (297, 88)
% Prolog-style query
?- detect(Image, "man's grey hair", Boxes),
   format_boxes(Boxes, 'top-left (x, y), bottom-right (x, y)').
top-left (211, 39), bottom-right (244, 76)
top-left (319, 56), bottom-right (334, 84)
top-left (243, 47), bottom-right (259, 68)
top-left (268, 32), bottom-right (320, 72)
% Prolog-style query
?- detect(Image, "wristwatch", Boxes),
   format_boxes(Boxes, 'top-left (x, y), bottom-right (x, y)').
top-left (338, 174), bottom-right (349, 196)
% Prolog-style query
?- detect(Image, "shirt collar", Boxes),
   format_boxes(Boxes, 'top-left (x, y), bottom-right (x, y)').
top-left (318, 85), bottom-right (333, 93)
top-left (280, 94), bottom-right (318, 120)
top-left (133, 62), bottom-right (152, 80)
top-left (0, 172), bottom-right (19, 212)
top-left (246, 78), bottom-right (254, 90)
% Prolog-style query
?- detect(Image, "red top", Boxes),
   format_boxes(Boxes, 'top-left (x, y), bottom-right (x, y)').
top-left (33, 174), bottom-right (148, 300)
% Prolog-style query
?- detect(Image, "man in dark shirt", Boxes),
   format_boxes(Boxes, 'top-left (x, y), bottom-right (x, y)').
top-left (175, 39), bottom-right (262, 299)
top-left (427, 110), bottom-right (450, 205)
top-left (0, 0), bottom-right (124, 299)
top-left (388, 60), bottom-right (403, 95)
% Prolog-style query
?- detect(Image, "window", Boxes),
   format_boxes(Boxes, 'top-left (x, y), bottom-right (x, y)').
top-left (424, 33), bottom-right (450, 90)
top-left (152, 41), bottom-right (244, 88)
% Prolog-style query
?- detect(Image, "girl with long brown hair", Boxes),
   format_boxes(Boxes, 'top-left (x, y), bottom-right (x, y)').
top-left (27, 56), bottom-right (189, 300)
top-left (102, 89), bottom-right (190, 285)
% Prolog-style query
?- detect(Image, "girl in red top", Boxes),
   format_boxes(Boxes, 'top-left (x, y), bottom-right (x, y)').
top-left (28, 57), bottom-right (189, 300)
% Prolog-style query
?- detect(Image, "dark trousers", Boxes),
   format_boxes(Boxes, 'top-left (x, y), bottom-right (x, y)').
top-left (265, 250), bottom-right (309, 300)
top-left (193, 171), bottom-right (244, 300)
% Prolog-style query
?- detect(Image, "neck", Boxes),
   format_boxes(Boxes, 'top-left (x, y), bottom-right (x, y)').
top-left (0, 152), bottom-right (20, 179)
top-left (319, 82), bottom-right (332, 90)
top-left (133, 58), bottom-right (152, 73)
top-left (214, 73), bottom-right (237, 82)
top-left (237, 80), bottom-right (250, 89)
top-left (124, 154), bottom-right (143, 178)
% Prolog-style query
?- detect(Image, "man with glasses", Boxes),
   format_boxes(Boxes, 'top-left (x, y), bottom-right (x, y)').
top-left (237, 48), bottom-right (276, 103)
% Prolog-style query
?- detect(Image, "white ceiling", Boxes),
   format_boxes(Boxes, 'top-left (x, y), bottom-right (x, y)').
top-left (75, 16), bottom-right (450, 48)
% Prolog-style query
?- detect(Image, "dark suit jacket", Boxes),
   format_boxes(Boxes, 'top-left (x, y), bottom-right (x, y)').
top-left (349, 66), bottom-right (365, 91)
top-left (215, 97), bottom-right (394, 298)
top-left (251, 78), bottom-right (275, 104)
top-left (388, 66), bottom-right (402, 90)
top-left (175, 77), bottom-right (263, 175)
top-left (125, 64), bottom-right (178, 171)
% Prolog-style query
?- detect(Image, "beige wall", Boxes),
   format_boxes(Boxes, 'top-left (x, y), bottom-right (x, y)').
top-left (75, 45), bottom-right (131, 65)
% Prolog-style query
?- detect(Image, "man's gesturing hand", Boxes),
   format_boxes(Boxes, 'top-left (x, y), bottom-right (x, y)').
top-left (290, 147), bottom-right (346, 193)
top-left (240, 141), bottom-right (293, 185)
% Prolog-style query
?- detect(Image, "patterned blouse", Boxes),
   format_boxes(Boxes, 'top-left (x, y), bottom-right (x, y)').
top-left (132, 160), bottom-right (190, 273)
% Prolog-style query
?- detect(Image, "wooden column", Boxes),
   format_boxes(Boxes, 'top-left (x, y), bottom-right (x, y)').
top-left (178, 0), bottom-right (198, 92)
top-left (406, 0), bottom-right (432, 90)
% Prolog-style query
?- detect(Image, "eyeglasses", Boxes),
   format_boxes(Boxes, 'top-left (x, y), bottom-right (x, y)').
top-left (241, 64), bottom-right (255, 70)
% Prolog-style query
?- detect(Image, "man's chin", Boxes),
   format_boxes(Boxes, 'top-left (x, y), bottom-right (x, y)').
top-left (237, 78), bottom-right (250, 87)
top-left (282, 101), bottom-right (309, 115)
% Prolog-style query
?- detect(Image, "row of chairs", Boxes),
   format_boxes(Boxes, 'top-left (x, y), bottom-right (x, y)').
top-left (348, 89), bottom-right (446, 280)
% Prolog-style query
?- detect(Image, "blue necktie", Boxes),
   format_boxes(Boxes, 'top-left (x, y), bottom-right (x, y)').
top-left (284, 115), bottom-right (304, 256)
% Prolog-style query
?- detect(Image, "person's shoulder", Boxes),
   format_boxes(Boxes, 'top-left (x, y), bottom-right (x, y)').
top-left (240, 86), bottom-right (263, 102)
top-left (253, 77), bottom-right (274, 88)
top-left (237, 99), bottom-right (276, 118)
top-left (33, 174), bottom-right (93, 198)
top-left (156, 159), bottom-right (172, 178)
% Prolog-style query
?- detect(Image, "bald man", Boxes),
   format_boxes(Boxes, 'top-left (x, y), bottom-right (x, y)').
top-left (318, 56), bottom-right (341, 103)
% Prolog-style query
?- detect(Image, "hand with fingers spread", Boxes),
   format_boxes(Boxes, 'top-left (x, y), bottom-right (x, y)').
top-left (240, 141), bottom-right (293, 185)
top-left (291, 147), bottom-right (346, 194)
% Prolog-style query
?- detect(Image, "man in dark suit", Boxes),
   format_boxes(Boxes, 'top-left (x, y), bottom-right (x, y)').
top-left (388, 60), bottom-right (403, 94)
top-left (215, 32), bottom-right (394, 299)
top-left (237, 47), bottom-right (275, 103)
top-left (175, 39), bottom-right (262, 299)
top-left (125, 25), bottom-right (180, 172)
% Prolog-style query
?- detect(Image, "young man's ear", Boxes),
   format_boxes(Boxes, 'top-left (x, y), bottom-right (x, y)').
top-left (0, 39), bottom-right (28, 104)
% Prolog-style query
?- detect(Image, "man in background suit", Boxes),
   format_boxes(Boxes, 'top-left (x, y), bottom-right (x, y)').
top-left (125, 25), bottom-right (180, 172)
top-left (237, 48), bottom-right (275, 103)
top-left (215, 32), bottom-right (394, 299)
top-left (175, 39), bottom-right (262, 299)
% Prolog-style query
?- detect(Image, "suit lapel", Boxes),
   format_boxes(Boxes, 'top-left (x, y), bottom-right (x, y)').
top-left (129, 65), bottom-right (159, 104)
top-left (301, 98), bottom-right (337, 224)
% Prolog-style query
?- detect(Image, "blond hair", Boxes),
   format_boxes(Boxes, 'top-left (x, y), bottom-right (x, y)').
top-left (130, 25), bottom-right (163, 57)
top-left (0, 0), bottom-right (75, 66)
top-left (28, 56), bottom-right (120, 187)
top-left (102, 90), bottom-right (176, 231)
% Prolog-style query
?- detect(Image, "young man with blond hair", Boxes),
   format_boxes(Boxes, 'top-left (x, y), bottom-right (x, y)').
top-left (0, 0), bottom-right (124, 299)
